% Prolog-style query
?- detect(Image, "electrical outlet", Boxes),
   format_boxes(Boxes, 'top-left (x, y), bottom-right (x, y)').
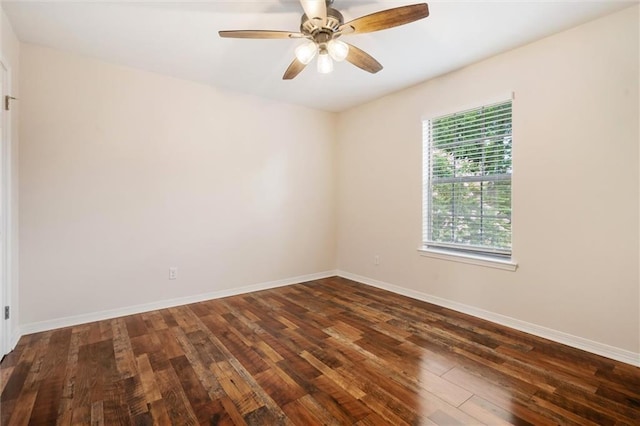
top-left (374, 255), bottom-right (380, 266)
top-left (169, 267), bottom-right (178, 280)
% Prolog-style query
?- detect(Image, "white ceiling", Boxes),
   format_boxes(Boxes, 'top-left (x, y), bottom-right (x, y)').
top-left (3, 0), bottom-right (636, 112)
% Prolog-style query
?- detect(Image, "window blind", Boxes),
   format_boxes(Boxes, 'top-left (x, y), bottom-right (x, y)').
top-left (423, 100), bottom-right (512, 257)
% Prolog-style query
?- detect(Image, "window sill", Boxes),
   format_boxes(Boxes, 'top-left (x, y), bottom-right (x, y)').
top-left (417, 247), bottom-right (518, 271)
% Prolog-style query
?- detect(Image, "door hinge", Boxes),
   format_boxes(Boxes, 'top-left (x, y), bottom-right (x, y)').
top-left (4, 306), bottom-right (9, 320)
top-left (4, 95), bottom-right (16, 111)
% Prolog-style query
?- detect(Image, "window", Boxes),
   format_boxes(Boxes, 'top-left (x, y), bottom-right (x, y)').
top-left (422, 99), bottom-right (513, 261)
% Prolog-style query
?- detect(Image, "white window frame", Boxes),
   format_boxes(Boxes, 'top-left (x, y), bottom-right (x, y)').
top-left (418, 97), bottom-right (517, 271)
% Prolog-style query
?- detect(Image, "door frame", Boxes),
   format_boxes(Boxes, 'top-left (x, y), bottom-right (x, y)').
top-left (0, 55), bottom-right (14, 357)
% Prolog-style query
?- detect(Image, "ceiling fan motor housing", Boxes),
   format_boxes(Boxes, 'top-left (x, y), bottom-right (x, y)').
top-left (300, 7), bottom-right (344, 39)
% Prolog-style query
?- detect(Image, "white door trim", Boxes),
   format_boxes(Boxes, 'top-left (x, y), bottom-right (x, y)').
top-left (0, 54), bottom-right (14, 357)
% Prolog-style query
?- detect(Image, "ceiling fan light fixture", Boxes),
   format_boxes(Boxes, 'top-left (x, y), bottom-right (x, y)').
top-left (294, 41), bottom-right (318, 64)
top-left (317, 51), bottom-right (333, 74)
top-left (220, 2), bottom-right (431, 80)
top-left (327, 39), bottom-right (349, 62)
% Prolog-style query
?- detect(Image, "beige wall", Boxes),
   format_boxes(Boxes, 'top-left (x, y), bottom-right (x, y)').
top-left (1, 8), bottom-right (20, 347)
top-left (19, 44), bottom-right (337, 325)
top-left (336, 6), bottom-right (639, 354)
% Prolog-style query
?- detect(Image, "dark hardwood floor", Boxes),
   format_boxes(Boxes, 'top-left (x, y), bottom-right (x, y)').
top-left (1, 276), bottom-right (639, 425)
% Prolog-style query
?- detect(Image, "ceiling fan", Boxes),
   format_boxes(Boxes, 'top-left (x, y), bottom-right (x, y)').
top-left (219, 0), bottom-right (429, 80)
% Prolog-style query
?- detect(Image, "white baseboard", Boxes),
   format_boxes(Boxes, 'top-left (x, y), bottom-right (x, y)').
top-left (337, 270), bottom-right (640, 367)
top-left (19, 270), bottom-right (338, 337)
top-left (10, 327), bottom-right (20, 350)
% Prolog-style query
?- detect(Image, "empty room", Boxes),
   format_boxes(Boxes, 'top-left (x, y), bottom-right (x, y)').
top-left (0, 0), bottom-right (639, 424)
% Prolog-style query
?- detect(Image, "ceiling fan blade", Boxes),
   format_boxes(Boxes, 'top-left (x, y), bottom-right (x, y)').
top-left (340, 3), bottom-right (429, 35)
top-left (283, 58), bottom-right (307, 80)
top-left (345, 43), bottom-right (383, 74)
top-left (218, 30), bottom-right (304, 39)
top-left (299, 0), bottom-right (327, 25)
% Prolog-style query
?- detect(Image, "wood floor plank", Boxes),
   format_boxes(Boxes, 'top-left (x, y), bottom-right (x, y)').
top-left (318, 374), bottom-right (373, 420)
top-left (154, 366), bottom-right (199, 425)
top-left (170, 355), bottom-right (217, 424)
top-left (300, 350), bottom-right (366, 400)
top-left (176, 329), bottom-right (226, 400)
top-left (56, 329), bottom-right (84, 422)
top-left (135, 353), bottom-right (162, 404)
top-left (1, 276), bottom-right (638, 425)
top-left (6, 390), bottom-right (37, 426)
top-left (111, 319), bottom-right (137, 380)
top-left (90, 400), bottom-right (104, 426)
top-left (1, 360), bottom-right (30, 403)
top-left (20, 329), bottom-right (71, 424)
top-left (147, 399), bottom-right (172, 425)
top-left (442, 366), bottom-right (534, 409)
top-left (459, 395), bottom-right (533, 426)
top-left (214, 360), bottom-right (262, 416)
top-left (7, 329), bottom-right (62, 424)
top-left (253, 366), bottom-right (306, 408)
top-left (218, 395), bottom-right (248, 425)
top-left (122, 374), bottom-right (147, 417)
top-left (102, 375), bottom-right (132, 424)
top-left (282, 396), bottom-right (325, 426)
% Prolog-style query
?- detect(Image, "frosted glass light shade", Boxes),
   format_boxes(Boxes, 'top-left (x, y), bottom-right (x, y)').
top-left (328, 39), bottom-right (349, 62)
top-left (317, 52), bottom-right (333, 74)
top-left (294, 41), bottom-right (318, 65)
